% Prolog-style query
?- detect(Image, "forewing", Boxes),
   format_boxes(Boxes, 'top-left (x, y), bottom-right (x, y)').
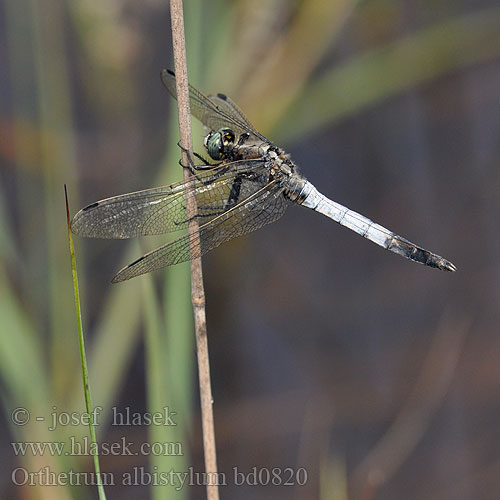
top-left (112, 179), bottom-right (289, 282)
top-left (208, 93), bottom-right (262, 136)
top-left (71, 161), bottom-right (264, 238)
top-left (160, 69), bottom-right (266, 142)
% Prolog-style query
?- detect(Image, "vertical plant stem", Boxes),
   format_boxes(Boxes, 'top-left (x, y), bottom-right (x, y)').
top-left (65, 187), bottom-right (107, 500)
top-left (169, 2), bottom-right (219, 500)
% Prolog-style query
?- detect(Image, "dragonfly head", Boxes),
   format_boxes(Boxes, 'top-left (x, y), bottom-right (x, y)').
top-left (204, 127), bottom-right (236, 161)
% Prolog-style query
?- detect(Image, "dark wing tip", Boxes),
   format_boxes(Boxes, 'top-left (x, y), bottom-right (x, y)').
top-left (70, 202), bottom-right (99, 235)
top-left (111, 255), bottom-right (146, 283)
top-left (160, 69), bottom-right (171, 80)
top-left (160, 69), bottom-right (176, 93)
top-left (82, 202), bottom-right (99, 211)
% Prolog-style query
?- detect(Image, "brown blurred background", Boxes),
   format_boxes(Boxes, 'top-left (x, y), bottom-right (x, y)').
top-left (1, 1), bottom-right (499, 499)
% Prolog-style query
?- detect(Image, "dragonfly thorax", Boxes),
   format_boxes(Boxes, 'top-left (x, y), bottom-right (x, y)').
top-left (204, 127), bottom-right (236, 161)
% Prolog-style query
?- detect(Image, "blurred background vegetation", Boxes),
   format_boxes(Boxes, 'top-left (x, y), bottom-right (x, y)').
top-left (1, 0), bottom-right (499, 499)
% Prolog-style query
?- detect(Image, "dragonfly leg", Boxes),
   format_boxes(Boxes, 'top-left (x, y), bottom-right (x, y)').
top-left (177, 157), bottom-right (215, 185)
top-left (177, 141), bottom-right (217, 170)
top-left (178, 158), bottom-right (201, 179)
top-left (193, 150), bottom-right (218, 166)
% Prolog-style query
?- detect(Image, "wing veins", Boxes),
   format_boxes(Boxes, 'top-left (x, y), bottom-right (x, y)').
top-left (112, 178), bottom-right (282, 281)
top-left (71, 160), bottom-right (267, 238)
top-left (160, 69), bottom-right (267, 142)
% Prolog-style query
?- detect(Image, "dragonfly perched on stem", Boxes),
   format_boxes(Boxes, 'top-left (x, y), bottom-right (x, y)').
top-left (71, 69), bottom-right (456, 282)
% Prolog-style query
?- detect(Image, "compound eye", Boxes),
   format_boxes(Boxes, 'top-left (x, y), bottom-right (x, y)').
top-left (205, 131), bottom-right (223, 160)
top-left (205, 128), bottom-right (235, 161)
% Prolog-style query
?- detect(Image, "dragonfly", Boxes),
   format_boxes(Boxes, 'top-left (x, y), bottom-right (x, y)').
top-left (71, 69), bottom-right (456, 282)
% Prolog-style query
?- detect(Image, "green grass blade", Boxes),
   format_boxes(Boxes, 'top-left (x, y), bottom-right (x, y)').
top-left (274, 6), bottom-right (500, 143)
top-left (65, 186), bottom-right (107, 500)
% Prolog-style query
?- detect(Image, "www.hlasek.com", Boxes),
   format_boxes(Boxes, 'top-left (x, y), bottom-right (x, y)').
top-left (12, 466), bottom-right (308, 489)
top-left (11, 436), bottom-right (183, 457)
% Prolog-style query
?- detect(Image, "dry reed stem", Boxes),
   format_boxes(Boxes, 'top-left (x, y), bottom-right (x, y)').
top-left (169, 1), bottom-right (220, 499)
